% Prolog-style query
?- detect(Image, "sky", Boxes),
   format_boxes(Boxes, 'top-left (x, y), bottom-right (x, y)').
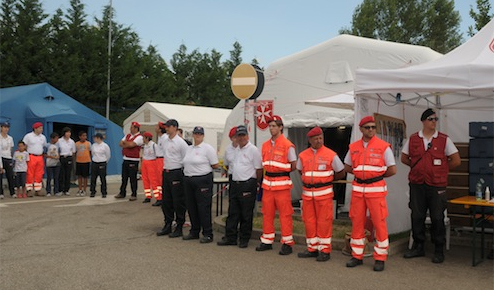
top-left (41, 0), bottom-right (490, 67)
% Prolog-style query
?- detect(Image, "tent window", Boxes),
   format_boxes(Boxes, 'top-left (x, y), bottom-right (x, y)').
top-left (144, 109), bottom-right (151, 122)
top-left (325, 61), bottom-right (353, 84)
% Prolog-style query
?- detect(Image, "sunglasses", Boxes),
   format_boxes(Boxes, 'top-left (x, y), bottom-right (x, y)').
top-left (427, 117), bottom-right (439, 121)
top-left (362, 125), bottom-right (377, 130)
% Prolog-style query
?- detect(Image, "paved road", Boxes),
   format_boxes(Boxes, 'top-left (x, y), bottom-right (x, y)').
top-left (0, 182), bottom-right (493, 290)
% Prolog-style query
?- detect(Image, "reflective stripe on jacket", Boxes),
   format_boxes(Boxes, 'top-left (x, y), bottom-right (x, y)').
top-left (299, 146), bottom-right (336, 199)
top-left (261, 134), bottom-right (294, 191)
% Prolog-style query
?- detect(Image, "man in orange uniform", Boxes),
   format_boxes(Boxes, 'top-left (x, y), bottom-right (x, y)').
top-left (344, 116), bottom-right (396, 272)
top-left (257, 115), bottom-right (297, 255)
top-left (22, 122), bottom-right (47, 195)
top-left (297, 126), bottom-right (345, 262)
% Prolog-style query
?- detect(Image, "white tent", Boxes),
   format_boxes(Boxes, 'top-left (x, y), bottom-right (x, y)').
top-left (353, 19), bottom-right (494, 234)
top-left (305, 91), bottom-right (355, 110)
top-left (124, 102), bottom-right (231, 151)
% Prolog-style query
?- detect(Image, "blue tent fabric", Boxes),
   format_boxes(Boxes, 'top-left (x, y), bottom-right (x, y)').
top-left (0, 83), bottom-right (123, 175)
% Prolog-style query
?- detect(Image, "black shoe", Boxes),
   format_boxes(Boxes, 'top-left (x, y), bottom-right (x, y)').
top-left (200, 236), bottom-right (213, 244)
top-left (182, 233), bottom-right (199, 240)
top-left (156, 224), bottom-right (172, 236)
top-left (152, 200), bottom-right (162, 207)
top-left (114, 194), bottom-right (125, 199)
top-left (217, 237), bottom-right (237, 246)
top-left (256, 243), bottom-right (273, 252)
top-left (238, 241), bottom-right (249, 248)
top-left (373, 260), bottom-right (385, 271)
top-left (346, 257), bottom-right (363, 267)
top-left (142, 198), bottom-right (151, 203)
top-left (298, 250), bottom-right (319, 258)
top-left (403, 243), bottom-right (425, 259)
top-left (90, 194), bottom-right (95, 198)
top-left (316, 252), bottom-right (331, 262)
top-left (169, 228), bottom-right (183, 238)
top-left (432, 252), bottom-right (444, 263)
top-left (102, 195), bottom-right (107, 198)
top-left (279, 244), bottom-right (293, 255)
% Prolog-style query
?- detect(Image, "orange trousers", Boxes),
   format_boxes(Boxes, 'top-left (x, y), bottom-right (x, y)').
top-left (26, 155), bottom-right (44, 191)
top-left (260, 189), bottom-right (294, 245)
top-left (302, 196), bottom-right (333, 253)
top-left (141, 159), bottom-right (160, 200)
top-left (349, 194), bottom-right (389, 261)
top-left (155, 157), bottom-right (163, 200)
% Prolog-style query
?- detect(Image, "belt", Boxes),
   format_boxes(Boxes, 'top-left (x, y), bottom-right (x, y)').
top-left (156, 156), bottom-right (164, 158)
top-left (29, 153), bottom-right (42, 156)
top-left (60, 155), bottom-right (72, 158)
top-left (265, 172), bottom-right (290, 177)
top-left (303, 182), bottom-right (333, 189)
top-left (165, 168), bottom-right (182, 173)
top-left (232, 178), bottom-right (255, 184)
top-left (354, 176), bottom-right (384, 184)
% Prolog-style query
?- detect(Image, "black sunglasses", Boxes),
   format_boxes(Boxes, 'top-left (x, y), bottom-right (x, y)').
top-left (427, 117), bottom-right (439, 121)
top-left (362, 125), bottom-right (377, 130)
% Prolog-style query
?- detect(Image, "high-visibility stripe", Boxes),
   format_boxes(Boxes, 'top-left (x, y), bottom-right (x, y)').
top-left (262, 233), bottom-right (275, 238)
top-left (306, 238), bottom-right (318, 245)
top-left (260, 237), bottom-right (274, 244)
top-left (262, 161), bottom-right (291, 169)
top-left (354, 165), bottom-right (387, 172)
top-left (351, 238), bottom-right (366, 245)
top-left (302, 188), bottom-right (333, 197)
top-left (304, 171), bottom-right (333, 177)
top-left (263, 179), bottom-right (293, 187)
top-left (144, 189), bottom-right (151, 193)
top-left (232, 77), bottom-right (256, 86)
top-left (281, 235), bottom-right (293, 242)
top-left (319, 237), bottom-right (332, 244)
top-left (376, 239), bottom-right (389, 248)
top-left (352, 247), bottom-right (364, 255)
top-left (374, 247), bottom-right (388, 255)
top-left (309, 245), bottom-right (319, 250)
top-left (352, 185), bottom-right (387, 193)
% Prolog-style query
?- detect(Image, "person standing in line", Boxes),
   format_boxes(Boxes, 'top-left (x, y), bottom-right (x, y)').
top-left (182, 126), bottom-right (219, 243)
top-left (45, 132), bottom-right (61, 197)
top-left (22, 122), bottom-right (47, 196)
top-left (13, 141), bottom-right (29, 198)
top-left (0, 122), bottom-right (15, 198)
top-left (223, 126), bottom-right (238, 182)
top-left (141, 132), bottom-right (160, 204)
top-left (58, 127), bottom-right (76, 196)
top-left (217, 125), bottom-right (262, 248)
top-left (156, 119), bottom-right (189, 238)
top-left (344, 116), bottom-right (396, 272)
top-left (296, 127), bottom-right (345, 262)
top-left (90, 133), bottom-right (111, 198)
top-left (153, 122), bottom-right (167, 207)
top-left (0, 155), bottom-right (3, 198)
top-left (257, 115), bottom-right (297, 255)
top-left (115, 122), bottom-right (143, 201)
top-left (75, 131), bottom-right (91, 196)
top-left (402, 109), bottom-right (460, 263)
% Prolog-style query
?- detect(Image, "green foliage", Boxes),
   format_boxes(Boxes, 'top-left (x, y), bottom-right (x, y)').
top-left (468, 0), bottom-right (493, 36)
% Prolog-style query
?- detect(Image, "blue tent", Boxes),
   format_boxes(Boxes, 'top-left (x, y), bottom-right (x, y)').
top-left (0, 83), bottom-right (123, 175)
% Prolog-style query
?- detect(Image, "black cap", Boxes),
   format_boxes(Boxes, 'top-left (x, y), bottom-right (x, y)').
top-left (420, 108), bottom-right (436, 121)
top-left (235, 125), bottom-right (248, 136)
top-left (0, 121), bottom-right (10, 127)
top-left (193, 126), bottom-right (204, 134)
top-left (166, 119), bottom-right (179, 128)
top-left (94, 133), bottom-right (104, 139)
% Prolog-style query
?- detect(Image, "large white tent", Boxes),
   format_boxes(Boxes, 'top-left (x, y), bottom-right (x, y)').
top-left (353, 19), bottom-right (494, 234)
top-left (124, 102), bottom-right (231, 151)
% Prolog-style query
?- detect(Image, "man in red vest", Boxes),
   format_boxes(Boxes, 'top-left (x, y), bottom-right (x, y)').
top-left (115, 121), bottom-right (143, 201)
top-left (257, 115), bottom-right (297, 255)
top-left (344, 116), bottom-right (396, 271)
top-left (401, 108), bottom-right (460, 263)
top-left (297, 126), bottom-right (345, 262)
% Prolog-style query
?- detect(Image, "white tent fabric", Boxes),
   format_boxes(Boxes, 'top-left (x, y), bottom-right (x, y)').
top-left (352, 19), bottom-right (494, 234)
top-left (305, 91), bottom-right (355, 110)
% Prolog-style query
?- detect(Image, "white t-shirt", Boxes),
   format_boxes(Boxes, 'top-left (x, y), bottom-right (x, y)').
top-left (183, 142), bottom-right (219, 176)
top-left (91, 142), bottom-right (111, 162)
top-left (23, 132), bottom-right (47, 155)
top-left (0, 134), bottom-right (14, 158)
top-left (223, 143), bottom-right (238, 175)
top-left (13, 151), bottom-right (29, 172)
top-left (296, 147), bottom-right (345, 173)
top-left (344, 142), bottom-right (396, 167)
top-left (57, 137), bottom-right (76, 157)
top-left (401, 130), bottom-right (458, 156)
top-left (155, 134), bottom-right (165, 157)
top-left (142, 141), bottom-right (157, 161)
top-left (162, 135), bottom-right (189, 170)
top-left (45, 143), bottom-right (60, 167)
top-left (232, 142), bottom-right (262, 181)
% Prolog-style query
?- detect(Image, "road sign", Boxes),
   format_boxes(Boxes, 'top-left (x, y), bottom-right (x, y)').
top-left (231, 63), bottom-right (264, 100)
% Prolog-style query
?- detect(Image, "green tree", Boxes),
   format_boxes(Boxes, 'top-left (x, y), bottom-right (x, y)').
top-left (468, 0), bottom-right (493, 36)
top-left (0, 0), bottom-right (18, 86)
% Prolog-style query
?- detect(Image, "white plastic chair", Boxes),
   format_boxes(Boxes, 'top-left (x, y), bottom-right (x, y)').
top-left (408, 209), bottom-right (450, 250)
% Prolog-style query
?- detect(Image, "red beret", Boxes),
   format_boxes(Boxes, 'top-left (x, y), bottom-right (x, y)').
top-left (267, 115), bottom-right (282, 123)
top-left (32, 122), bottom-right (43, 129)
top-left (132, 121), bottom-right (140, 128)
top-left (307, 126), bottom-right (323, 137)
top-left (142, 132), bottom-right (153, 139)
top-left (359, 116), bottom-right (375, 127)
top-left (229, 126), bottom-right (237, 138)
top-left (158, 121), bottom-right (167, 129)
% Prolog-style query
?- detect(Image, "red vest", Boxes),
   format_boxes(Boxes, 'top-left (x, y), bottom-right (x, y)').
top-left (261, 134), bottom-right (294, 191)
top-left (122, 133), bottom-right (141, 158)
top-left (299, 146), bottom-right (337, 200)
top-left (348, 136), bottom-right (390, 197)
top-left (408, 132), bottom-right (449, 187)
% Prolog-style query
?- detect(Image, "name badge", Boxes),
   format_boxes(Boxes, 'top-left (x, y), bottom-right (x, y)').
top-left (318, 164), bottom-right (326, 170)
top-left (433, 159), bottom-right (442, 166)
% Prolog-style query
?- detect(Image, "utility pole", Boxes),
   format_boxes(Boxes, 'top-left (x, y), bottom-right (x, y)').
top-left (106, 0), bottom-right (113, 120)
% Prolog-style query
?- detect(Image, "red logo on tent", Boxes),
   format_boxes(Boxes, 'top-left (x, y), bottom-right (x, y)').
top-left (490, 38), bottom-right (494, 52)
top-left (256, 101), bottom-right (273, 130)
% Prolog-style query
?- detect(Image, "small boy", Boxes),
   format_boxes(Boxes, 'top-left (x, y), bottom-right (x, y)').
top-left (90, 133), bottom-right (111, 198)
top-left (13, 141), bottom-right (29, 198)
top-left (45, 132), bottom-right (61, 197)
top-left (75, 131), bottom-right (91, 196)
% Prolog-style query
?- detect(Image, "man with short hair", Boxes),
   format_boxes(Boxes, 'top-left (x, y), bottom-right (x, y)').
top-left (401, 108), bottom-right (460, 263)
top-left (23, 122), bottom-right (47, 196)
top-left (115, 121), bottom-right (143, 201)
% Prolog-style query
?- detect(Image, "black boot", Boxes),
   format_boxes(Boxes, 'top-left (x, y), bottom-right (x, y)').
top-left (403, 242), bottom-right (425, 259)
top-left (156, 223), bottom-right (172, 236)
top-left (169, 225), bottom-right (183, 238)
top-left (432, 245), bottom-right (444, 263)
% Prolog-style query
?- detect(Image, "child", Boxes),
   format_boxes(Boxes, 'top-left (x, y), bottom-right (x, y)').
top-left (45, 132), bottom-right (61, 197)
top-left (89, 133), bottom-right (111, 198)
top-left (13, 141), bottom-right (29, 198)
top-left (141, 132), bottom-right (160, 204)
top-left (75, 131), bottom-right (91, 196)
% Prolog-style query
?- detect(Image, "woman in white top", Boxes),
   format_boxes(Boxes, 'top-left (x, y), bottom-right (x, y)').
top-left (89, 133), bottom-right (111, 198)
top-left (0, 122), bottom-right (15, 197)
top-left (182, 126), bottom-right (219, 243)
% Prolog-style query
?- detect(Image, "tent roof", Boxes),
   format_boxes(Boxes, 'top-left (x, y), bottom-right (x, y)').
top-left (355, 18), bottom-right (494, 110)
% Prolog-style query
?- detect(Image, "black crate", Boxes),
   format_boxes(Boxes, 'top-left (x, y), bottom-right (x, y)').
top-left (469, 122), bottom-right (494, 138)
top-left (469, 138), bottom-right (494, 158)
top-left (469, 158), bottom-right (494, 174)
top-left (469, 173), bottom-right (494, 195)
